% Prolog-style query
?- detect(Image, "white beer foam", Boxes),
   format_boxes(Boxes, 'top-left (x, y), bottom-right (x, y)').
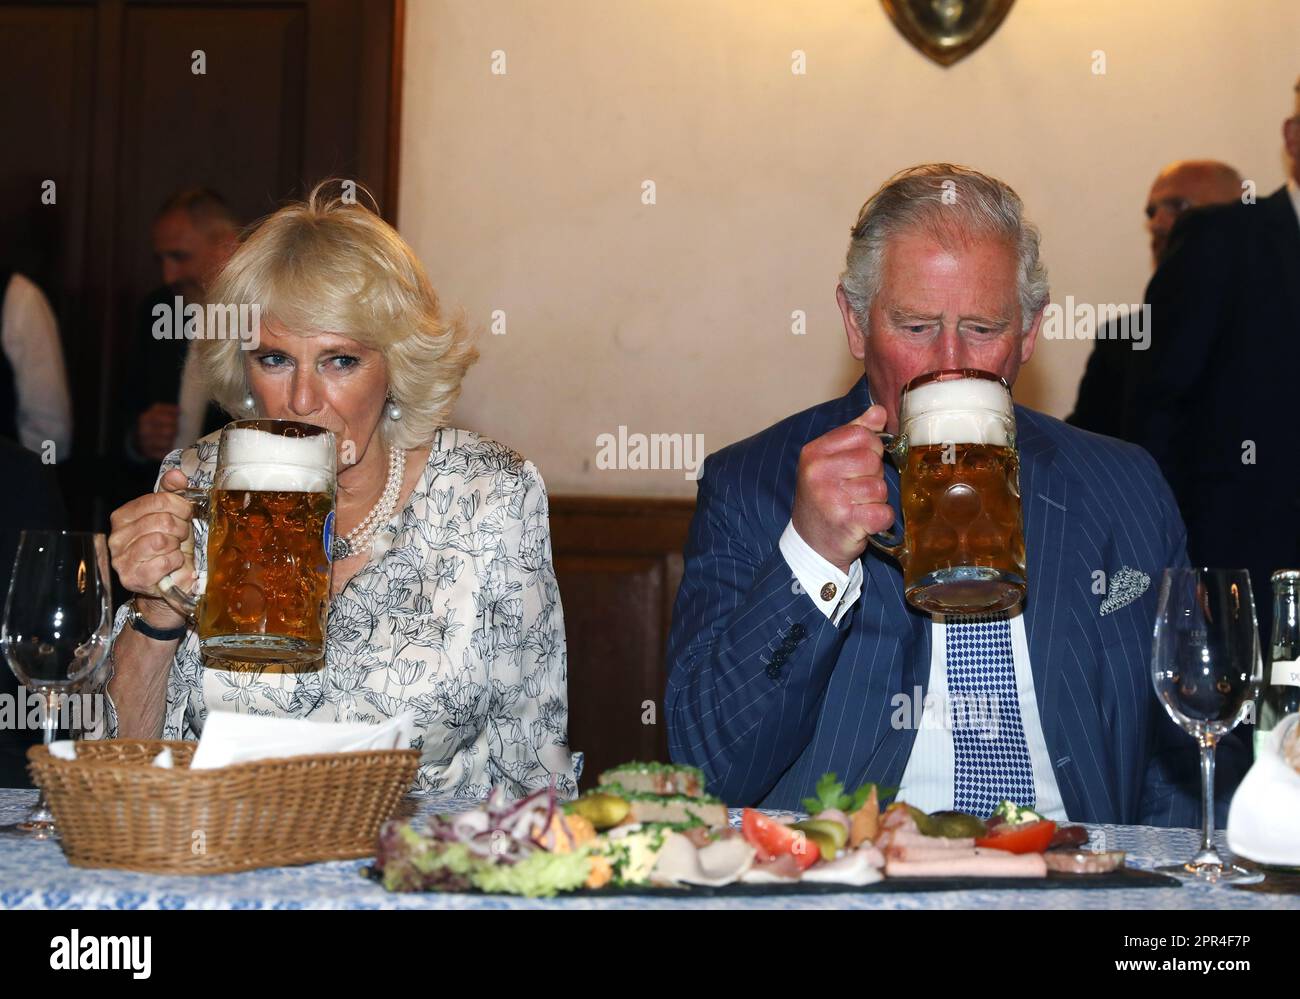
top-left (219, 427), bottom-right (333, 492)
top-left (901, 376), bottom-right (1012, 447)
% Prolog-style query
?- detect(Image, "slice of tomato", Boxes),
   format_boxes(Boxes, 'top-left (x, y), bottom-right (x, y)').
top-left (741, 808), bottom-right (820, 869)
top-left (974, 819), bottom-right (1057, 854)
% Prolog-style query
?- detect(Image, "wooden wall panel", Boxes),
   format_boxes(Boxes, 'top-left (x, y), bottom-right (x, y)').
top-left (115, 5), bottom-right (309, 316)
top-left (549, 496), bottom-right (694, 789)
top-left (0, 3), bottom-right (97, 399)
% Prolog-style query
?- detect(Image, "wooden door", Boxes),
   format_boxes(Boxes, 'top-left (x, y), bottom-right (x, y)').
top-left (0, 0), bottom-right (403, 526)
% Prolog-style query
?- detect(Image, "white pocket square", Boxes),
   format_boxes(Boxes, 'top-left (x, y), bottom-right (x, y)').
top-left (1099, 566), bottom-right (1151, 616)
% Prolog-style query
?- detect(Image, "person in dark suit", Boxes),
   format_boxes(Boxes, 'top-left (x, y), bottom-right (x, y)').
top-left (1068, 160), bottom-right (1241, 438)
top-left (1127, 78), bottom-right (1300, 641)
top-left (112, 188), bottom-right (235, 511)
top-left (0, 437), bottom-right (68, 788)
top-left (666, 164), bottom-right (1249, 827)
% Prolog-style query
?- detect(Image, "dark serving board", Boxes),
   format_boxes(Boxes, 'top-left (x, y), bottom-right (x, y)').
top-left (582, 866), bottom-right (1181, 896)
top-left (362, 864), bottom-right (1181, 898)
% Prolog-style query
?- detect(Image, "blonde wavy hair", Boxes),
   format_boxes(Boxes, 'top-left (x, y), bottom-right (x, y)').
top-left (199, 180), bottom-right (477, 450)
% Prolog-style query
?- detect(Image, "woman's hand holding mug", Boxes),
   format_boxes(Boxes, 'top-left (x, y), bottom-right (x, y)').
top-left (107, 468), bottom-right (195, 630)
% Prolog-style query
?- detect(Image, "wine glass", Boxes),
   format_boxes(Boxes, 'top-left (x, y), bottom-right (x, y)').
top-left (0, 531), bottom-right (112, 839)
top-left (1150, 567), bottom-right (1264, 883)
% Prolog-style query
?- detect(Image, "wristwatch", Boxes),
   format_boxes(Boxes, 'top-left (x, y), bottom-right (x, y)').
top-left (126, 598), bottom-right (188, 642)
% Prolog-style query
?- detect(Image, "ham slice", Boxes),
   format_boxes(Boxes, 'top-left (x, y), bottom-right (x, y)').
top-left (651, 832), bottom-right (757, 887)
top-left (885, 844), bottom-right (1010, 863)
top-left (740, 852), bottom-right (802, 882)
top-left (858, 845), bottom-right (886, 869)
top-left (801, 850), bottom-right (884, 886)
top-left (878, 830), bottom-right (976, 851)
top-left (885, 850), bottom-right (1048, 878)
top-left (880, 808), bottom-right (919, 832)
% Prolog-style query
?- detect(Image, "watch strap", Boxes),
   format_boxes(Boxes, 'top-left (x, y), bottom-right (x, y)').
top-left (127, 599), bottom-right (188, 641)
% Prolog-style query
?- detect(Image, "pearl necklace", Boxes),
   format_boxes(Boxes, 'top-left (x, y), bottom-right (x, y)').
top-left (331, 446), bottom-right (404, 561)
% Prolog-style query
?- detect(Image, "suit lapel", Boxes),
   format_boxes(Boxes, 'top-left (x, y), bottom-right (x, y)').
top-left (1016, 413), bottom-right (1086, 817)
top-left (851, 376), bottom-right (930, 790)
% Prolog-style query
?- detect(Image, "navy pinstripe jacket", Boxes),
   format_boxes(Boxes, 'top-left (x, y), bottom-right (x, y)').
top-left (665, 375), bottom-right (1252, 826)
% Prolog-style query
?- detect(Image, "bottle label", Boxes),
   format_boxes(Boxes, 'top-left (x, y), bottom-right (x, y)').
top-left (1270, 659), bottom-right (1300, 686)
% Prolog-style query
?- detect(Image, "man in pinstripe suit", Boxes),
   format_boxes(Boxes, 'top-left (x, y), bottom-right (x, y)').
top-left (665, 164), bottom-right (1250, 827)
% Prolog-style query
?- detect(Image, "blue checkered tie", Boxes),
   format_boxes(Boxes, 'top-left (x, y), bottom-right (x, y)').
top-left (945, 612), bottom-right (1036, 816)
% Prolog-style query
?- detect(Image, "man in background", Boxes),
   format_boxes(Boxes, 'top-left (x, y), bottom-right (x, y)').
top-left (1067, 160), bottom-right (1241, 437)
top-left (1127, 77), bottom-right (1300, 639)
top-left (114, 188), bottom-right (235, 504)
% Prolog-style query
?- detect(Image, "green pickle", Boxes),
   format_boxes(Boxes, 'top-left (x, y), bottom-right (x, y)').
top-left (790, 823), bottom-right (841, 862)
top-left (565, 792), bottom-right (631, 830)
top-left (891, 803), bottom-right (987, 838)
top-left (928, 811), bottom-right (989, 838)
top-left (791, 819), bottom-right (849, 851)
top-left (898, 803), bottom-right (939, 836)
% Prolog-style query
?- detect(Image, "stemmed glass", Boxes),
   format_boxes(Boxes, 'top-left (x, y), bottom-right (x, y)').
top-left (1150, 567), bottom-right (1264, 883)
top-left (0, 531), bottom-right (112, 839)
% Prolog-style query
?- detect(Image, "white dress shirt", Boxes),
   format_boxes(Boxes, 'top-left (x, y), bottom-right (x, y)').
top-left (1, 273), bottom-right (73, 459)
top-left (781, 520), bottom-right (1067, 819)
top-left (778, 520), bottom-right (863, 625)
top-left (895, 609), bottom-right (1066, 819)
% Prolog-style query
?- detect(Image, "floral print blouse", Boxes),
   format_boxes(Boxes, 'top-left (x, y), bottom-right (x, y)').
top-left (103, 427), bottom-right (582, 799)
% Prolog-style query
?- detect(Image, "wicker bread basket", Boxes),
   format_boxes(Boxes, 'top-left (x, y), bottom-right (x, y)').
top-left (27, 739), bottom-right (420, 874)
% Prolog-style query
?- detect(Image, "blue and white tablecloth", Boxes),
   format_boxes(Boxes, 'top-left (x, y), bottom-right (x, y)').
top-left (0, 789), bottom-right (1292, 909)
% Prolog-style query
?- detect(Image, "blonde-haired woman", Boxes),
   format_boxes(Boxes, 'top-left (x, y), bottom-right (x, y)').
top-left (105, 182), bottom-right (580, 798)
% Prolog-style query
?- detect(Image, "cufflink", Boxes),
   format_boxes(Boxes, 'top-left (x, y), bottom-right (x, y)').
top-left (820, 582), bottom-right (837, 601)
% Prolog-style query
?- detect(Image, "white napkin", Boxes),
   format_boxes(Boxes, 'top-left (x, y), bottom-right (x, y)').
top-left (48, 741), bottom-right (77, 761)
top-left (189, 711), bottom-right (417, 770)
top-left (1226, 712), bottom-right (1300, 866)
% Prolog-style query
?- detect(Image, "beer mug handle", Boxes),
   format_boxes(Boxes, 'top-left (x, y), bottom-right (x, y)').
top-left (156, 488), bottom-right (210, 621)
top-left (866, 432), bottom-right (906, 557)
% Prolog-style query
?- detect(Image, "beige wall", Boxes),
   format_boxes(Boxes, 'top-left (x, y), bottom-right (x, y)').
top-left (399, 0), bottom-right (1298, 497)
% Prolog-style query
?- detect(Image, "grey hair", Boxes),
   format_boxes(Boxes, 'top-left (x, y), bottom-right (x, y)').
top-left (839, 163), bottom-right (1050, 333)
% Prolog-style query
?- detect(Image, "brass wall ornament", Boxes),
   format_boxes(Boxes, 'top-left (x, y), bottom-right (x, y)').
top-left (881, 0), bottom-right (1016, 67)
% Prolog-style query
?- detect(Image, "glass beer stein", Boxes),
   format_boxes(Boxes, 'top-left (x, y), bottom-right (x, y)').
top-left (868, 369), bottom-right (1027, 614)
top-left (159, 419), bottom-right (337, 663)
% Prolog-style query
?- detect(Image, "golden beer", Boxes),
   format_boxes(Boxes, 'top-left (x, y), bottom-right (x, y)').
top-left (900, 442), bottom-right (1026, 613)
top-left (869, 369), bottom-right (1027, 614)
top-left (198, 488), bottom-right (333, 662)
top-left (160, 419), bottom-right (337, 664)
